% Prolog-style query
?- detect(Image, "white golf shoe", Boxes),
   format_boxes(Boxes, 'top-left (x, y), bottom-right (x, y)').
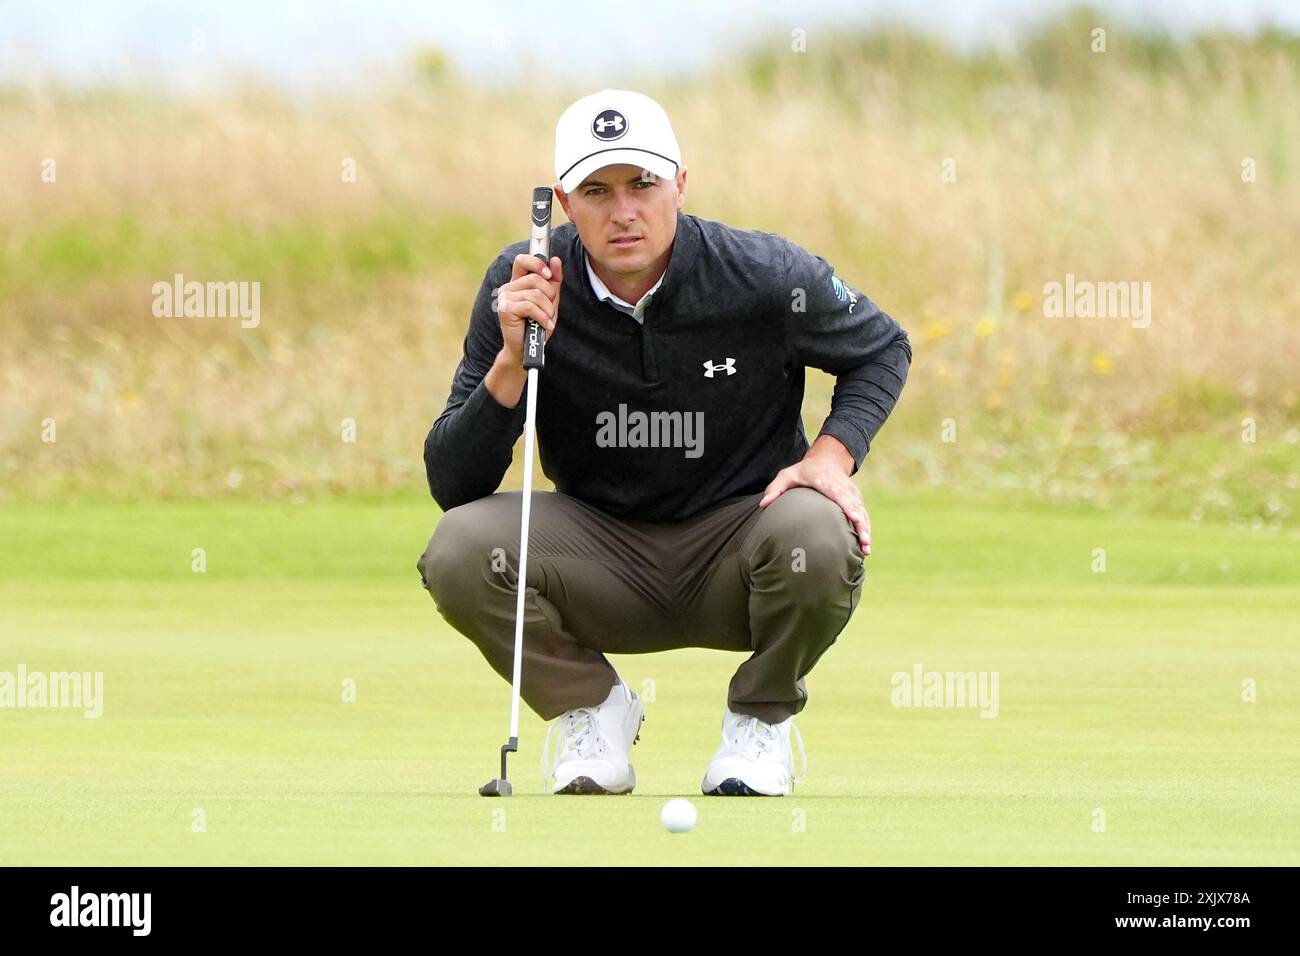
top-left (701, 706), bottom-right (807, 796)
top-left (541, 679), bottom-right (645, 794)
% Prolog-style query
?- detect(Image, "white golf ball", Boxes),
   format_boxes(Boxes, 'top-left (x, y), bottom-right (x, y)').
top-left (660, 798), bottom-right (697, 833)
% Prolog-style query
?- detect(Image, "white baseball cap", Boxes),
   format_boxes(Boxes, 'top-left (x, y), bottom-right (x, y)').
top-left (554, 89), bottom-right (681, 193)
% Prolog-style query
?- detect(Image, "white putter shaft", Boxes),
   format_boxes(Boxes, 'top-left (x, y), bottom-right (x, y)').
top-left (480, 186), bottom-right (551, 797)
top-left (508, 364), bottom-right (540, 742)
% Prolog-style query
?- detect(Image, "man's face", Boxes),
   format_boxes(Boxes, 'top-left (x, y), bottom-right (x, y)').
top-left (555, 163), bottom-right (688, 275)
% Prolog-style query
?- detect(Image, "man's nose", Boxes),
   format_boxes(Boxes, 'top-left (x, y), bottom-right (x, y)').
top-left (611, 190), bottom-right (636, 223)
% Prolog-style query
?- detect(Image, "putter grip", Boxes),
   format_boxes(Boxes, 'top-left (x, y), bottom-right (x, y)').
top-left (524, 186), bottom-right (552, 370)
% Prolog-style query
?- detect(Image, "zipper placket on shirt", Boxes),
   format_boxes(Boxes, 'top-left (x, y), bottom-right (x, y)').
top-left (584, 244), bottom-right (661, 382)
top-left (639, 304), bottom-right (660, 381)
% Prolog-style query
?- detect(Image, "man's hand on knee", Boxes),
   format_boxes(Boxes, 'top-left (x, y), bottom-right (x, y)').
top-left (758, 435), bottom-right (871, 557)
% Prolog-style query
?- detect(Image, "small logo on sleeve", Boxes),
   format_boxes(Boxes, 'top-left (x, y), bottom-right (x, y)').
top-left (702, 357), bottom-right (736, 378)
top-left (830, 274), bottom-right (858, 311)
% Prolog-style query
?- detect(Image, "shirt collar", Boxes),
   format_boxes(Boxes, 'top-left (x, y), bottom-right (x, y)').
top-left (576, 210), bottom-right (698, 319)
top-left (585, 252), bottom-right (665, 315)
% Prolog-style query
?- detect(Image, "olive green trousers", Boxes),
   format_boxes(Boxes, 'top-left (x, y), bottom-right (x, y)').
top-left (417, 487), bottom-right (865, 724)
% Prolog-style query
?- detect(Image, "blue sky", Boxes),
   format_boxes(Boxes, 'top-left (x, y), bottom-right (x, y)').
top-left (2, 0), bottom-right (1296, 90)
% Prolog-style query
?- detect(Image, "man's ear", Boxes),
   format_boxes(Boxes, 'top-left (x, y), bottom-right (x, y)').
top-left (675, 165), bottom-right (688, 209)
top-left (553, 183), bottom-right (571, 220)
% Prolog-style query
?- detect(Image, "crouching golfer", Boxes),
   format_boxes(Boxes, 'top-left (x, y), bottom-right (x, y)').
top-left (418, 89), bottom-right (911, 796)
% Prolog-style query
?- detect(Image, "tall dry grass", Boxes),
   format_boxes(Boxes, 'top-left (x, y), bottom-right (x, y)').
top-left (1, 13), bottom-right (1297, 520)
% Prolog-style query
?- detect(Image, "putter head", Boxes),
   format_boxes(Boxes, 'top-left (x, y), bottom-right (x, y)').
top-left (479, 778), bottom-right (512, 797)
top-left (479, 736), bottom-right (519, 796)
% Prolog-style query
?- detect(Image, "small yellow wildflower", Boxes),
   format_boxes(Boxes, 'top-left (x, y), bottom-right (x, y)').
top-left (922, 319), bottom-right (954, 342)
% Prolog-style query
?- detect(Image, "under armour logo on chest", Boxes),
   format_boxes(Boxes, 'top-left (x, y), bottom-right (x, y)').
top-left (703, 358), bottom-right (736, 378)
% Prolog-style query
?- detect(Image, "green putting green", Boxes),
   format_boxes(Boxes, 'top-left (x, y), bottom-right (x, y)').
top-left (1, 492), bottom-right (1296, 865)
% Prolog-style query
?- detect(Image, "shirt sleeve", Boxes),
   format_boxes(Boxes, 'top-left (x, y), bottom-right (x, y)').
top-left (779, 238), bottom-right (912, 475)
top-left (423, 253), bottom-right (528, 511)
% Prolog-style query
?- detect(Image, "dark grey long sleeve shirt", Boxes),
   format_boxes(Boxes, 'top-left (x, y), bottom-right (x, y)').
top-left (424, 210), bottom-right (911, 522)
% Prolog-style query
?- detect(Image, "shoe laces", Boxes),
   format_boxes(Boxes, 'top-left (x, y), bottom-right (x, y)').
top-left (540, 706), bottom-right (606, 794)
top-left (729, 714), bottom-right (808, 785)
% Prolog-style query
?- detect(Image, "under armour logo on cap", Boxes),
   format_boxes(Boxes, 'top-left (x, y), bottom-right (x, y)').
top-left (555, 89), bottom-right (682, 193)
top-left (702, 358), bottom-right (736, 378)
top-left (592, 110), bottom-right (627, 140)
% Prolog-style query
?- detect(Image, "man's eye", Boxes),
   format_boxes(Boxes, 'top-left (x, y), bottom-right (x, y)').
top-left (585, 188), bottom-right (605, 196)
top-left (635, 180), bottom-right (654, 188)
